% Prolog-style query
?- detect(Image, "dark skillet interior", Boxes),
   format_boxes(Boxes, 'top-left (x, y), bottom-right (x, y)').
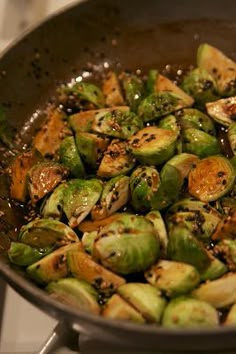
top-left (0, 0), bottom-right (236, 351)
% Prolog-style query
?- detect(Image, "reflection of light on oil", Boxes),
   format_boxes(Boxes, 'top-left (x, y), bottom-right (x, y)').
top-left (82, 71), bottom-right (91, 78)
top-left (103, 62), bottom-right (109, 69)
top-left (75, 76), bottom-right (82, 82)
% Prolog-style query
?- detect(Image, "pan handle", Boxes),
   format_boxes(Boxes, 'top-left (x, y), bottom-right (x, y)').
top-left (37, 320), bottom-right (79, 354)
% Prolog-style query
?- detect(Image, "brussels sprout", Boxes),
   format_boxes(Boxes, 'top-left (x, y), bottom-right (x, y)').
top-left (97, 139), bottom-right (135, 178)
top-left (69, 107), bottom-right (129, 134)
top-left (19, 219), bottom-right (78, 249)
top-left (67, 250), bottom-right (125, 292)
top-left (150, 163), bottom-right (183, 211)
top-left (177, 108), bottom-right (216, 135)
top-left (162, 296), bottom-right (219, 328)
top-left (27, 161), bottom-right (69, 205)
top-left (118, 283), bottom-right (167, 323)
top-left (214, 239), bottom-right (236, 271)
top-left (129, 166), bottom-right (161, 212)
top-left (128, 126), bottom-right (178, 165)
top-left (33, 108), bottom-right (71, 157)
top-left (92, 109), bottom-right (143, 139)
top-left (102, 71), bottom-right (125, 107)
top-left (121, 73), bottom-right (145, 112)
top-left (216, 197), bottom-right (236, 216)
top-left (145, 210), bottom-right (168, 256)
top-left (78, 213), bottom-right (130, 233)
top-left (166, 153), bottom-right (199, 181)
top-left (166, 209), bottom-right (221, 241)
top-left (181, 68), bottom-right (219, 107)
top-left (167, 225), bottom-right (211, 272)
top-left (224, 303), bottom-right (236, 325)
top-left (206, 96), bottom-right (236, 127)
top-left (59, 136), bottom-right (85, 177)
top-left (81, 231), bottom-right (98, 254)
top-left (102, 294), bottom-right (145, 323)
top-left (197, 43), bottom-right (236, 97)
top-left (152, 73), bottom-right (194, 106)
top-left (94, 214), bottom-right (160, 274)
top-left (231, 155), bottom-right (236, 170)
top-left (41, 183), bottom-right (67, 219)
top-left (182, 128), bottom-right (221, 158)
top-left (200, 257), bottom-right (228, 281)
top-left (167, 197), bottom-right (218, 215)
top-left (46, 278), bottom-right (100, 314)
top-left (212, 209), bottom-right (236, 241)
top-left (228, 123), bottom-right (236, 155)
top-left (146, 69), bottom-right (158, 94)
top-left (192, 273), bottom-right (236, 308)
top-left (158, 114), bottom-right (179, 132)
top-left (145, 260), bottom-right (200, 298)
top-left (188, 156), bottom-right (235, 202)
top-left (91, 175), bottom-right (130, 220)
top-left (8, 149), bottom-right (42, 202)
top-left (75, 132), bottom-right (109, 169)
top-left (27, 242), bottom-right (82, 285)
top-left (138, 92), bottom-right (188, 123)
top-left (63, 179), bottom-right (103, 228)
top-left (8, 242), bottom-right (52, 266)
top-left (59, 82), bottom-right (105, 108)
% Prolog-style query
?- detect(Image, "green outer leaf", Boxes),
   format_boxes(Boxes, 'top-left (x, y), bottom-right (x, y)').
top-left (8, 242), bottom-right (52, 266)
top-left (59, 136), bottom-right (85, 177)
top-left (61, 82), bottom-right (105, 108)
top-left (177, 108), bottom-right (216, 135)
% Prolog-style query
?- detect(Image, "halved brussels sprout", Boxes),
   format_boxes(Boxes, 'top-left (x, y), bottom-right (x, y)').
top-left (192, 273), bottom-right (236, 308)
top-left (167, 198), bottom-right (217, 215)
top-left (200, 257), bottom-right (228, 281)
top-left (145, 260), bottom-right (200, 298)
top-left (167, 225), bottom-right (211, 272)
top-left (19, 218), bottom-right (79, 249)
top-left (145, 210), bottom-right (168, 256)
top-left (130, 166), bottom-right (160, 212)
top-left (162, 296), bottom-right (219, 328)
top-left (182, 128), bottom-right (221, 158)
top-left (181, 68), bottom-right (219, 107)
top-left (197, 43), bottom-right (236, 97)
top-left (27, 242), bottom-right (82, 285)
top-left (33, 108), bottom-right (71, 157)
top-left (118, 283), bottom-right (167, 323)
top-left (46, 278), bottom-right (100, 314)
top-left (69, 107), bottom-right (129, 134)
top-left (97, 139), bottom-right (135, 178)
top-left (206, 96), bottom-right (236, 127)
top-left (224, 303), bottom-right (236, 325)
top-left (81, 231), bottom-right (98, 254)
top-left (75, 132), bottom-right (109, 169)
top-left (212, 209), bottom-right (236, 241)
top-left (67, 250), bottom-right (125, 292)
top-left (78, 213), bottom-right (130, 233)
top-left (177, 108), bottom-right (216, 135)
top-left (59, 136), bottom-right (85, 178)
top-left (41, 182), bottom-right (67, 219)
top-left (228, 123), bottom-right (236, 155)
top-left (121, 73), bottom-right (145, 112)
top-left (128, 126), bottom-right (178, 165)
top-left (94, 214), bottom-right (160, 274)
top-left (102, 294), bottom-right (145, 323)
top-left (150, 163), bottom-right (183, 210)
top-left (166, 153), bottom-right (199, 181)
top-left (158, 114), bottom-right (179, 133)
top-left (59, 82), bottom-right (105, 108)
top-left (63, 179), bottom-right (103, 228)
top-left (8, 242), bottom-right (52, 266)
top-left (138, 92), bottom-right (189, 122)
top-left (214, 239), bottom-right (236, 271)
top-left (92, 109), bottom-right (143, 139)
top-left (102, 71), bottom-right (125, 107)
top-left (153, 73), bottom-right (194, 106)
top-left (188, 156), bottom-right (235, 202)
top-left (91, 175), bottom-right (130, 220)
top-left (166, 209), bottom-right (221, 241)
top-left (8, 149), bottom-right (42, 202)
top-left (27, 161), bottom-right (69, 205)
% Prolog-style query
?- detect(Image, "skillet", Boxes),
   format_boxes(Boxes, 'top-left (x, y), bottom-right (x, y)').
top-left (0, 0), bottom-right (236, 352)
